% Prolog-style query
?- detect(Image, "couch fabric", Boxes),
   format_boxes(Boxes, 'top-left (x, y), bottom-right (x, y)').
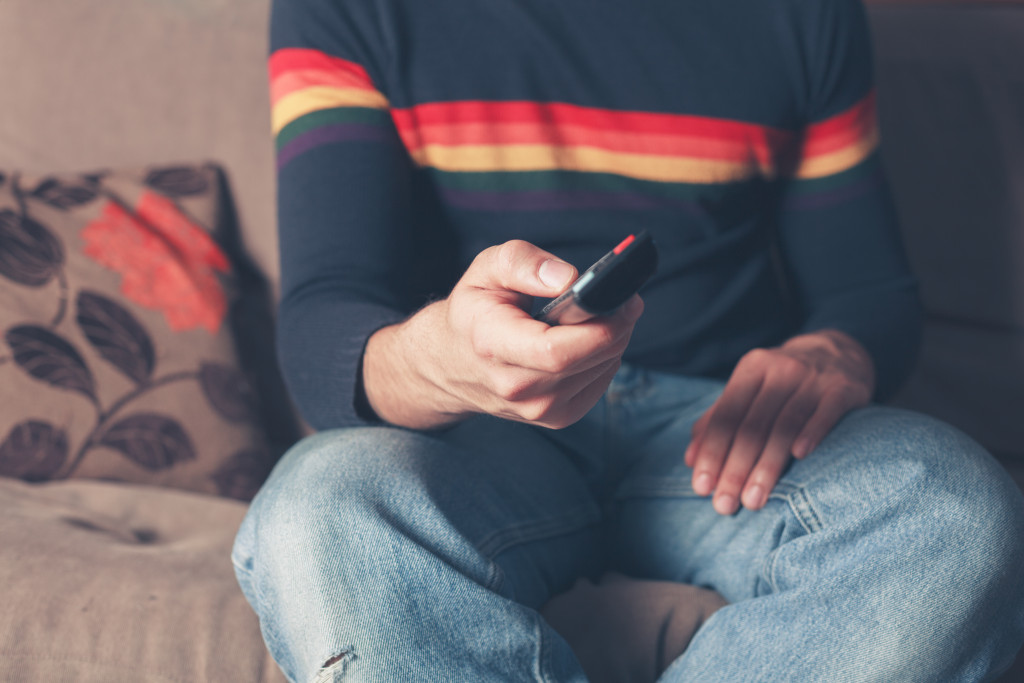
top-left (0, 0), bottom-right (1021, 682)
top-left (0, 477), bottom-right (286, 683)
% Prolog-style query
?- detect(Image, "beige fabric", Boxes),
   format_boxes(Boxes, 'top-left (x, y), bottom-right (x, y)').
top-left (0, 473), bottom-right (728, 683)
top-left (0, 477), bottom-right (286, 683)
top-left (542, 573), bottom-right (728, 683)
top-left (0, 0), bottom-right (278, 287)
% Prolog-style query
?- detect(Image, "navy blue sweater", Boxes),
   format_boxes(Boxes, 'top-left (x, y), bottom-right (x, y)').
top-left (270, 0), bottom-right (922, 429)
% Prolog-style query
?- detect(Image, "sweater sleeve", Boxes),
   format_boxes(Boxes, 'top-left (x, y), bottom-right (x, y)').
top-left (271, 0), bottom-right (419, 429)
top-left (776, 0), bottom-right (922, 401)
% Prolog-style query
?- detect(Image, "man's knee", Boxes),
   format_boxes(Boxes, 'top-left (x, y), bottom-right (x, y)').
top-left (240, 427), bottom-right (445, 560)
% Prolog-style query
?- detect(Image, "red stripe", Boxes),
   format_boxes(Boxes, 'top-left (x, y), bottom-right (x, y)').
top-left (802, 91), bottom-right (877, 157)
top-left (393, 101), bottom-right (785, 141)
top-left (268, 48), bottom-right (375, 87)
top-left (391, 101), bottom-right (793, 166)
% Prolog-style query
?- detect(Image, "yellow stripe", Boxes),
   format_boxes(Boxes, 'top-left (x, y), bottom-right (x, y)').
top-left (272, 86), bottom-right (389, 135)
top-left (795, 128), bottom-right (880, 179)
top-left (409, 144), bottom-right (761, 184)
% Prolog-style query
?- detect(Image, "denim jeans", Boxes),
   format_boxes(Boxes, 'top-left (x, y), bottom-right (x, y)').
top-left (233, 366), bottom-right (1024, 682)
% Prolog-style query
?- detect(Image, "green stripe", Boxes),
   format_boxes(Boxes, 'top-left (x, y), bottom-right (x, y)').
top-left (786, 153), bottom-right (881, 196)
top-left (276, 107), bottom-right (392, 149)
top-left (431, 169), bottom-right (759, 201)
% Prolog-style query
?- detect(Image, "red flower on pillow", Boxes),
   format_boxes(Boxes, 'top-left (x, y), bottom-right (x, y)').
top-left (80, 192), bottom-right (230, 333)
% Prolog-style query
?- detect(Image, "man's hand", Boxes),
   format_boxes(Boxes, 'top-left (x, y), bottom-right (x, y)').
top-left (685, 330), bottom-right (875, 515)
top-left (363, 240), bottom-right (644, 430)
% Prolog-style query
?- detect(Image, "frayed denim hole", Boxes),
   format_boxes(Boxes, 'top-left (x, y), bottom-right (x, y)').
top-left (312, 648), bottom-right (357, 683)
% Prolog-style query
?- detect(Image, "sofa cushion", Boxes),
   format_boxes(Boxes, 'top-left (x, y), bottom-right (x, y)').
top-left (0, 477), bottom-right (287, 683)
top-left (868, 3), bottom-right (1024, 460)
top-left (0, 165), bottom-right (294, 499)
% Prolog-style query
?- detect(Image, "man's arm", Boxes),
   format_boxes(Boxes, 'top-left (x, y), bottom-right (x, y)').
top-left (363, 241), bottom-right (643, 430)
top-left (272, 0), bottom-right (641, 432)
top-left (686, 0), bottom-right (923, 515)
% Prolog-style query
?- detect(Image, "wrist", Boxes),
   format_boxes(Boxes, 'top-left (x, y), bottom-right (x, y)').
top-left (362, 302), bottom-right (472, 429)
top-left (782, 329), bottom-right (876, 393)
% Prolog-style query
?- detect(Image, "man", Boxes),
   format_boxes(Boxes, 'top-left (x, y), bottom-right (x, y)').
top-left (233, 0), bottom-right (1024, 680)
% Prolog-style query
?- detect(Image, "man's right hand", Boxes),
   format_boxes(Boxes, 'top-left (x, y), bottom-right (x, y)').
top-left (362, 240), bottom-right (644, 430)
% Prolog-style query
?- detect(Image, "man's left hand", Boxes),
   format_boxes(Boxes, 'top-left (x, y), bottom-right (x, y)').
top-left (685, 330), bottom-right (875, 515)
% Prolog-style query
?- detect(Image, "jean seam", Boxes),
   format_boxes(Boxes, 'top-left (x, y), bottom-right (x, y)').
top-left (788, 486), bottom-right (824, 534)
top-left (760, 483), bottom-right (822, 593)
top-left (483, 558), bottom-right (506, 595)
top-left (533, 611), bottom-right (551, 683)
top-left (475, 504), bottom-right (600, 559)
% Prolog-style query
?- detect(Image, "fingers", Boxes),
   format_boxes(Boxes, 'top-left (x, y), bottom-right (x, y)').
top-left (791, 383), bottom-right (869, 458)
top-left (495, 357), bottom-right (622, 429)
top-left (460, 240), bottom-right (578, 299)
top-left (687, 340), bottom-right (873, 516)
top-left (700, 379), bottom-right (800, 515)
top-left (471, 294), bottom-right (643, 373)
top-left (443, 240), bottom-right (645, 429)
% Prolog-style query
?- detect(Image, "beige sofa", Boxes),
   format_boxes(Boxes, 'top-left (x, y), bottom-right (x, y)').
top-left (0, 1), bottom-right (1020, 681)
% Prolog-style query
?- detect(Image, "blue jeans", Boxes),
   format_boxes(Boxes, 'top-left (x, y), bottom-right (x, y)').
top-left (233, 367), bottom-right (1024, 682)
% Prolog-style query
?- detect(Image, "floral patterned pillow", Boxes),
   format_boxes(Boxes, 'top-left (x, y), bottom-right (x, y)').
top-left (0, 164), bottom-right (294, 500)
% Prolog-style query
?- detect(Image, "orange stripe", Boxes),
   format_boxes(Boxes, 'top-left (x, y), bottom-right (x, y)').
top-left (795, 92), bottom-right (879, 177)
top-left (396, 121), bottom-right (785, 164)
top-left (391, 101), bottom-right (794, 173)
top-left (271, 68), bottom-right (378, 105)
top-left (408, 144), bottom-right (760, 184)
top-left (393, 101), bottom-right (789, 144)
top-left (796, 127), bottom-right (879, 179)
top-left (272, 87), bottom-right (390, 134)
top-left (802, 91), bottom-right (877, 158)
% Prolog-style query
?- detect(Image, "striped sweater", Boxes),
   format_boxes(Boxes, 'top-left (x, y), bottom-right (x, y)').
top-left (271, 0), bottom-right (922, 429)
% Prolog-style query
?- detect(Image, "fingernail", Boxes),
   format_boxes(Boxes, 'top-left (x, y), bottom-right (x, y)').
top-left (694, 472), bottom-right (714, 496)
top-left (744, 485), bottom-right (765, 510)
top-left (792, 440), bottom-right (810, 459)
top-left (539, 260), bottom-right (574, 290)
top-left (714, 494), bottom-right (738, 516)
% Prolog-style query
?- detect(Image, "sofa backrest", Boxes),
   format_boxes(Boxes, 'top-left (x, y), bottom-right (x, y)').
top-left (1, 0), bottom-right (1020, 458)
top-left (0, 0), bottom-right (278, 284)
top-left (869, 3), bottom-right (1024, 459)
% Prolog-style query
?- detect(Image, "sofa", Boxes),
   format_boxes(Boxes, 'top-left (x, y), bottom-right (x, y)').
top-left (0, 0), bottom-right (1020, 681)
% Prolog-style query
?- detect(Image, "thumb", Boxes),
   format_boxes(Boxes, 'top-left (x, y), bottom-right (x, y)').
top-left (463, 239), bottom-right (577, 298)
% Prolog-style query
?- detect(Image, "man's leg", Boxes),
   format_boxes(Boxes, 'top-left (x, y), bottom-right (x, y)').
top-left (605, 370), bottom-right (1024, 682)
top-left (232, 416), bottom-right (604, 683)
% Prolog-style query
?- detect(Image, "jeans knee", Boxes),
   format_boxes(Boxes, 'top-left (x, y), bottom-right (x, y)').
top-left (240, 428), bottom-right (442, 565)
top-left (870, 411), bottom-right (1024, 608)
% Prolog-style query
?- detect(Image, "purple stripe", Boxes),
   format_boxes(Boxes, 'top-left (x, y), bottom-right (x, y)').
top-left (440, 188), bottom-right (702, 214)
top-left (784, 174), bottom-right (883, 211)
top-left (277, 124), bottom-right (393, 170)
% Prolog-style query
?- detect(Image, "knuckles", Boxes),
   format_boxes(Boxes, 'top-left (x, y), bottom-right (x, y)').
top-left (533, 342), bottom-right (573, 375)
top-left (489, 370), bottom-right (536, 403)
top-left (494, 240), bottom-right (532, 281)
top-left (468, 326), bottom-right (497, 361)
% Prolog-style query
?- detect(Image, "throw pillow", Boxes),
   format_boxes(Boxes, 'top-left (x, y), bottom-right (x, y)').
top-left (0, 164), bottom-right (293, 499)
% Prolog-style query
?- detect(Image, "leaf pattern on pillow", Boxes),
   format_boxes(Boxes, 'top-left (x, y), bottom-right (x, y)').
top-left (97, 413), bottom-right (196, 470)
top-left (199, 362), bottom-right (259, 423)
top-left (0, 209), bottom-right (64, 287)
top-left (0, 164), bottom-right (278, 499)
top-left (6, 325), bottom-right (97, 402)
top-left (30, 177), bottom-right (101, 210)
top-left (76, 290), bottom-right (155, 385)
top-left (0, 420), bottom-right (68, 481)
top-left (144, 166), bottom-right (210, 197)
